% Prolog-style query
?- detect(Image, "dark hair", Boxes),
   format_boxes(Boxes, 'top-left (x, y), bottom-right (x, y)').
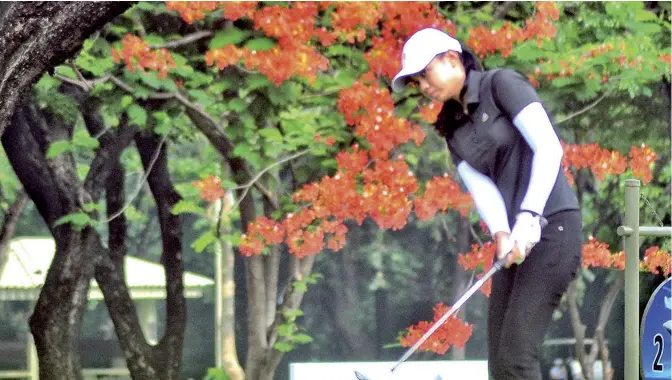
top-left (433, 45), bottom-right (483, 138)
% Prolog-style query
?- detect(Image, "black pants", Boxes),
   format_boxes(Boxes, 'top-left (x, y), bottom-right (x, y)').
top-left (488, 210), bottom-right (582, 380)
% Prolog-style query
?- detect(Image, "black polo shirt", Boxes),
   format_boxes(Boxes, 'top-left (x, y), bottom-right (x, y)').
top-left (437, 69), bottom-right (579, 226)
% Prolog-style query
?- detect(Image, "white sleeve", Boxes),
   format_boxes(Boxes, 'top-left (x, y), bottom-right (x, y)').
top-left (457, 161), bottom-right (511, 235)
top-left (512, 102), bottom-right (564, 215)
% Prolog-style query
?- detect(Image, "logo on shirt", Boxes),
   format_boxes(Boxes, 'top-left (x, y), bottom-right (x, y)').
top-left (481, 113), bottom-right (489, 122)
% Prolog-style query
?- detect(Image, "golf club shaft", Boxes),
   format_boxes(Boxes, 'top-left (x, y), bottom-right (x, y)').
top-left (390, 254), bottom-right (509, 373)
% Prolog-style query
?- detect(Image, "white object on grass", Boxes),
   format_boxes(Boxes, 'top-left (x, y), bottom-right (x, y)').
top-left (289, 360), bottom-right (489, 380)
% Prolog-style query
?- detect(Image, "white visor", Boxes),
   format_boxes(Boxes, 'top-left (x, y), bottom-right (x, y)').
top-left (391, 28), bottom-right (463, 93)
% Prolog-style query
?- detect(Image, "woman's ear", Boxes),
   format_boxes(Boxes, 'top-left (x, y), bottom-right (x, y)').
top-left (449, 51), bottom-right (462, 66)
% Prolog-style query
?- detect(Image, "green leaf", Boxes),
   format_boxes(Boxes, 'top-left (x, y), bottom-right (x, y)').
top-left (246, 74), bottom-right (271, 90)
top-left (55, 66), bottom-right (77, 79)
top-left (277, 323), bottom-right (294, 337)
top-left (36, 75), bottom-right (61, 91)
top-left (208, 79), bottom-right (233, 93)
top-left (143, 34), bottom-right (165, 46)
top-left (209, 28), bottom-right (248, 49)
top-left (75, 54), bottom-right (115, 77)
top-left (82, 202), bottom-right (104, 213)
top-left (204, 368), bottom-right (231, 380)
top-left (128, 104), bottom-right (148, 127)
top-left (74, 135), bottom-right (100, 150)
top-left (292, 280), bottom-right (308, 292)
top-left (186, 71), bottom-right (214, 88)
top-left (135, 2), bottom-right (159, 11)
top-left (120, 95), bottom-right (133, 108)
top-left (220, 179), bottom-right (238, 189)
top-left (244, 38), bottom-right (276, 52)
top-left (192, 230), bottom-right (217, 253)
top-left (259, 128), bottom-right (283, 143)
top-left (642, 86), bottom-right (653, 97)
top-left (221, 233), bottom-right (243, 246)
top-left (54, 212), bottom-right (95, 229)
top-left (550, 77), bottom-right (578, 88)
top-left (76, 163), bottom-right (90, 180)
top-left (152, 111), bottom-right (170, 122)
top-left (171, 200), bottom-right (206, 216)
top-left (290, 333), bottom-right (313, 344)
top-left (188, 89), bottom-right (214, 108)
top-left (282, 309), bottom-right (304, 319)
top-left (136, 71), bottom-right (168, 90)
top-left (634, 9), bottom-right (658, 22)
top-left (228, 98), bottom-right (247, 112)
top-left (272, 341), bottom-right (294, 352)
top-left (46, 140), bottom-right (74, 159)
top-left (404, 153), bottom-right (418, 166)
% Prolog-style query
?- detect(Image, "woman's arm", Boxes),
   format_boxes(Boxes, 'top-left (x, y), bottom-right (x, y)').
top-left (492, 69), bottom-right (564, 216)
top-left (512, 102), bottom-right (563, 215)
top-left (457, 160), bottom-right (511, 235)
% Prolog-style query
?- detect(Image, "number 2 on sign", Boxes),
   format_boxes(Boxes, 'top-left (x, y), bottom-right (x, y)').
top-left (653, 334), bottom-right (664, 372)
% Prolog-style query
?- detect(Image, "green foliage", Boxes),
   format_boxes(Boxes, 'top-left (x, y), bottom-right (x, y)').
top-left (76, 41), bottom-right (115, 77)
top-left (171, 200), bottom-right (207, 217)
top-left (54, 212), bottom-right (97, 230)
top-left (209, 28), bottom-right (249, 49)
top-left (244, 38), bottom-right (276, 51)
top-left (273, 306), bottom-right (314, 353)
top-left (46, 132), bottom-right (100, 159)
top-left (202, 368), bottom-right (230, 380)
top-left (127, 104), bottom-right (148, 127)
top-left (192, 230), bottom-right (217, 253)
top-left (292, 272), bottom-right (323, 293)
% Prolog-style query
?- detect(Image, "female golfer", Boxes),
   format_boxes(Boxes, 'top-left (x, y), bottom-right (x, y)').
top-left (391, 28), bottom-right (583, 380)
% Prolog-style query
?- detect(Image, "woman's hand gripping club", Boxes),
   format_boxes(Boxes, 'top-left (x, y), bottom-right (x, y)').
top-left (496, 212), bottom-right (548, 268)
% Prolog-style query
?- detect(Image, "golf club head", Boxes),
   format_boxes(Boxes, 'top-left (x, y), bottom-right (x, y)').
top-left (354, 370), bottom-right (445, 380)
top-left (354, 370), bottom-right (397, 380)
top-left (354, 370), bottom-right (371, 380)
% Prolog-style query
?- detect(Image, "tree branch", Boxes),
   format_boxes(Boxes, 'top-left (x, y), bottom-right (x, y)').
top-left (266, 255), bottom-right (317, 370)
top-left (226, 149), bottom-right (309, 214)
top-left (135, 131), bottom-right (184, 377)
top-left (568, 277), bottom-right (592, 380)
top-left (104, 133), bottom-right (167, 223)
top-left (69, 60), bottom-right (91, 91)
top-left (149, 31), bottom-right (213, 49)
top-left (493, 2), bottom-right (517, 19)
top-left (588, 271), bottom-right (625, 364)
top-left (0, 189), bottom-right (29, 273)
top-left (555, 92), bottom-right (609, 125)
top-left (93, 132), bottom-right (157, 379)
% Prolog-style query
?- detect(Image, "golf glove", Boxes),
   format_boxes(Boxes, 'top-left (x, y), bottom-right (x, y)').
top-left (509, 211), bottom-right (543, 262)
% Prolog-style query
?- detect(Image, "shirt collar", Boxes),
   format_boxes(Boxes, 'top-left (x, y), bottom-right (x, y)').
top-left (463, 70), bottom-right (486, 106)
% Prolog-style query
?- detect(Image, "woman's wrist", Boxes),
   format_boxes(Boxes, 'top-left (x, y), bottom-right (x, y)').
top-left (494, 231), bottom-right (509, 242)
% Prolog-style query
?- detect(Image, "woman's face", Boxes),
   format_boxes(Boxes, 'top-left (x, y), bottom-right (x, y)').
top-left (410, 52), bottom-right (466, 103)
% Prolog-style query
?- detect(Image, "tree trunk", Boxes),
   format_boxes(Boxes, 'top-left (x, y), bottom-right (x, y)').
top-left (30, 229), bottom-right (100, 380)
top-left (92, 128), bottom-right (189, 380)
top-left (568, 271), bottom-right (624, 380)
top-left (3, 95), bottom-right (189, 379)
top-left (260, 255), bottom-right (316, 379)
top-left (0, 2), bottom-right (130, 136)
top-left (375, 285), bottom-right (389, 359)
top-left (96, 131), bottom-right (188, 379)
top-left (325, 247), bottom-right (373, 360)
top-left (137, 132), bottom-right (186, 378)
top-left (214, 193), bottom-right (244, 380)
top-left (2, 105), bottom-right (102, 379)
